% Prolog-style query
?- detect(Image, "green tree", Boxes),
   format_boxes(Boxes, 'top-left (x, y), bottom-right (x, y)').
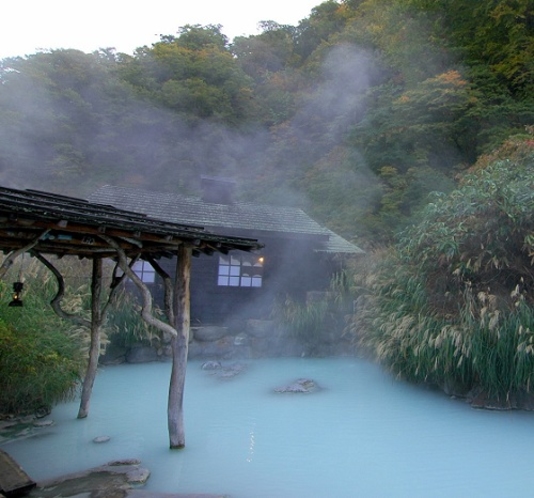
top-left (404, 0), bottom-right (534, 97)
top-left (124, 25), bottom-right (255, 125)
top-left (293, 1), bottom-right (352, 61)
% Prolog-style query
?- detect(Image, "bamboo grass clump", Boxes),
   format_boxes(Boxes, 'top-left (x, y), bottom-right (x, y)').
top-left (353, 146), bottom-right (534, 404)
top-left (0, 256), bottom-right (88, 415)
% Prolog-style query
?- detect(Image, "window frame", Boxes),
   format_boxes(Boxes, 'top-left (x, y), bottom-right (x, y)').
top-left (217, 253), bottom-right (264, 288)
top-left (131, 260), bottom-right (156, 283)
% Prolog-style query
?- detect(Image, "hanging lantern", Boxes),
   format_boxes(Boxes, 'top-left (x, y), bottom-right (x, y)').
top-left (8, 281), bottom-right (24, 307)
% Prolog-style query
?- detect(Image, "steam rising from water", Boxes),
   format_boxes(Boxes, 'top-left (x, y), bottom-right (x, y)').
top-left (0, 43), bottom-right (379, 208)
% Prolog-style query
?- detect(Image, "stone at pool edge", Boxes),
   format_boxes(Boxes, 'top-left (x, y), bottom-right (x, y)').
top-left (0, 417), bottom-right (55, 443)
top-left (28, 459), bottom-right (150, 498)
top-left (33, 420), bottom-right (54, 428)
top-left (28, 459), bottom-right (228, 498)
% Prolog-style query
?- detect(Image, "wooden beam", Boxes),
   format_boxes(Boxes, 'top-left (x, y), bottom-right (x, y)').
top-left (0, 449), bottom-right (36, 497)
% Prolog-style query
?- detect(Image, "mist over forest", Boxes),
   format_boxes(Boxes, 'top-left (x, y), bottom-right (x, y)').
top-left (1, 0), bottom-right (533, 247)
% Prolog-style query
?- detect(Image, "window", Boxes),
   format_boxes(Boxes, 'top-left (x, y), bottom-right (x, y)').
top-left (132, 260), bottom-right (156, 283)
top-left (218, 254), bottom-right (263, 287)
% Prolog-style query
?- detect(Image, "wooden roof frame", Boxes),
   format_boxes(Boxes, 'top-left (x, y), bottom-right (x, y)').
top-left (0, 185), bottom-right (263, 449)
top-left (0, 186), bottom-right (263, 260)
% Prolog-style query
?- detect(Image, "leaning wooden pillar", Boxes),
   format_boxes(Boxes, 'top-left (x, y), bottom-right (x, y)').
top-left (168, 244), bottom-right (191, 449)
top-left (78, 257), bottom-right (103, 419)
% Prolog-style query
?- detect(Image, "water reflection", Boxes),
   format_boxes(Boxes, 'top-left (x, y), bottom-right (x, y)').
top-left (247, 421), bottom-right (256, 463)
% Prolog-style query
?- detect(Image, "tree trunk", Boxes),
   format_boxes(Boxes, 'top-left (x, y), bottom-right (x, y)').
top-left (168, 245), bottom-right (191, 449)
top-left (78, 258), bottom-right (103, 419)
top-left (0, 233), bottom-right (48, 280)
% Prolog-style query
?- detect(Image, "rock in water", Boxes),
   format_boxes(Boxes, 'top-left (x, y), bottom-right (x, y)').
top-left (204, 361), bottom-right (247, 379)
top-left (274, 378), bottom-right (319, 393)
top-left (93, 435), bottom-right (111, 443)
top-left (201, 360), bottom-right (222, 371)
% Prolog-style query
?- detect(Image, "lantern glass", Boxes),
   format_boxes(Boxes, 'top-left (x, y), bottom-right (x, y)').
top-left (8, 281), bottom-right (23, 307)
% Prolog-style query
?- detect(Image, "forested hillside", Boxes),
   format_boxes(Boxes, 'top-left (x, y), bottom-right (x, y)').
top-left (1, 0), bottom-right (533, 247)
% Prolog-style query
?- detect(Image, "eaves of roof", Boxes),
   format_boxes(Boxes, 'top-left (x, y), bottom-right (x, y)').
top-left (318, 231), bottom-right (365, 254)
top-left (0, 186), bottom-right (262, 259)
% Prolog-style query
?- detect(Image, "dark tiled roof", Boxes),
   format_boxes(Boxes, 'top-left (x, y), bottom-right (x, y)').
top-left (0, 186), bottom-right (262, 259)
top-left (89, 186), bottom-right (364, 255)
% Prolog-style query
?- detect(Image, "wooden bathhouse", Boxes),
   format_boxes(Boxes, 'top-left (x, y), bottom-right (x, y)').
top-left (89, 177), bottom-right (363, 326)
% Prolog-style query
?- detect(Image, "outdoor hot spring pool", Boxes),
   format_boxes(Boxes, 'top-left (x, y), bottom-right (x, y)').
top-left (3, 357), bottom-right (534, 497)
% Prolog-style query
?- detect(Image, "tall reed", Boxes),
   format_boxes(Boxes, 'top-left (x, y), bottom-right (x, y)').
top-left (355, 151), bottom-right (534, 400)
top-left (272, 271), bottom-right (356, 353)
top-left (105, 289), bottom-right (163, 347)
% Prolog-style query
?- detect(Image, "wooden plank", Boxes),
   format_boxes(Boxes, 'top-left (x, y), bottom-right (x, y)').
top-left (0, 449), bottom-right (36, 497)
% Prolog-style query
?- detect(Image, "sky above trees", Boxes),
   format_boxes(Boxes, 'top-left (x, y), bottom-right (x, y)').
top-left (0, 0), bottom-right (323, 59)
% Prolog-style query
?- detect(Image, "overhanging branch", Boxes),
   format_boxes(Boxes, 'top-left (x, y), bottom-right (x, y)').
top-left (98, 234), bottom-right (177, 337)
top-left (100, 256), bottom-right (139, 317)
top-left (147, 255), bottom-right (175, 326)
top-left (0, 230), bottom-right (50, 280)
top-left (32, 251), bottom-right (91, 328)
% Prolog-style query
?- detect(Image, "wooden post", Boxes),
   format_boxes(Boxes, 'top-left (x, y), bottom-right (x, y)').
top-left (168, 244), bottom-right (191, 449)
top-left (77, 257), bottom-right (103, 419)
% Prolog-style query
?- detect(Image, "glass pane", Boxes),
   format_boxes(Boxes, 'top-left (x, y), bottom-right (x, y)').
top-left (242, 261), bottom-right (252, 267)
top-left (142, 271), bottom-right (155, 283)
top-left (230, 266), bottom-right (240, 276)
top-left (132, 261), bottom-right (144, 272)
top-left (231, 255), bottom-right (240, 265)
top-left (229, 276), bottom-right (240, 286)
top-left (219, 265), bottom-right (230, 276)
top-left (218, 276), bottom-right (229, 286)
top-left (219, 255), bottom-right (230, 265)
top-left (241, 276), bottom-right (252, 287)
top-left (251, 277), bottom-right (262, 287)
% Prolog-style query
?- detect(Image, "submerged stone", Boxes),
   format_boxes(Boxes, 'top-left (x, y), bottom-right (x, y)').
top-left (206, 362), bottom-right (247, 380)
top-left (93, 435), bottom-right (111, 443)
top-left (274, 378), bottom-right (320, 393)
top-left (201, 360), bottom-right (222, 371)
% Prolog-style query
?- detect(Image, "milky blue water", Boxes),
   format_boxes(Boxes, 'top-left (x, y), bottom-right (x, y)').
top-left (3, 357), bottom-right (534, 497)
